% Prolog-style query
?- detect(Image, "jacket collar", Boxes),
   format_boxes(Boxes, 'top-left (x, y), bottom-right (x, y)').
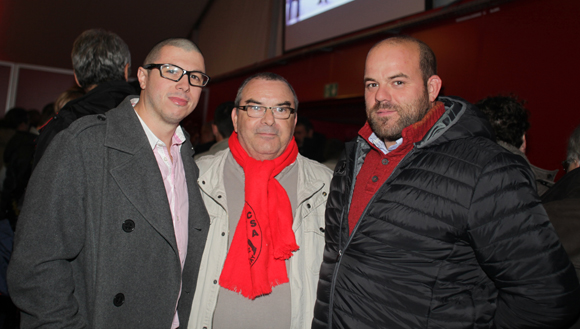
top-left (104, 96), bottom-right (149, 154)
top-left (103, 96), bottom-right (193, 158)
top-left (197, 150), bottom-right (327, 231)
top-left (416, 96), bottom-right (495, 149)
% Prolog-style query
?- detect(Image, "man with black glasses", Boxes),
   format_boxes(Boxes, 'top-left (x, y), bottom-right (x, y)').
top-left (8, 39), bottom-right (210, 329)
top-left (189, 72), bottom-right (332, 329)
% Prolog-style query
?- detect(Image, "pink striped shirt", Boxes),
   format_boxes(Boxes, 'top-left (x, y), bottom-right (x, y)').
top-left (134, 101), bottom-right (189, 329)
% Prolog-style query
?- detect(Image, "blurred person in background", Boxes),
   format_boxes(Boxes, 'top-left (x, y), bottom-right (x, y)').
top-left (26, 109), bottom-right (41, 135)
top-left (38, 103), bottom-right (55, 131)
top-left (542, 124), bottom-right (580, 328)
top-left (0, 109), bottom-right (24, 187)
top-left (54, 85), bottom-right (85, 115)
top-left (0, 107), bottom-right (34, 329)
top-left (195, 101), bottom-right (235, 159)
top-left (294, 116), bottom-right (325, 162)
top-left (0, 108), bottom-right (36, 230)
top-left (33, 28), bottom-right (138, 167)
top-left (477, 95), bottom-right (557, 195)
top-left (195, 121), bottom-right (216, 154)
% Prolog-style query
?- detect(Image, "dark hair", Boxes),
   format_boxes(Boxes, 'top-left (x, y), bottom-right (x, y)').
top-left (476, 95), bottom-right (530, 148)
top-left (72, 29), bottom-right (131, 89)
top-left (143, 38), bottom-right (202, 65)
top-left (234, 72), bottom-right (298, 111)
top-left (4, 107), bottom-right (29, 128)
top-left (27, 109), bottom-right (41, 128)
top-left (213, 101), bottom-right (235, 138)
top-left (375, 35), bottom-right (437, 84)
top-left (567, 125), bottom-right (580, 164)
top-left (296, 116), bottom-right (313, 132)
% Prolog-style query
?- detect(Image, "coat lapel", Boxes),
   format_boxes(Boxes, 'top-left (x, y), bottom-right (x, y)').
top-left (181, 138), bottom-right (208, 232)
top-left (104, 98), bottom-right (178, 254)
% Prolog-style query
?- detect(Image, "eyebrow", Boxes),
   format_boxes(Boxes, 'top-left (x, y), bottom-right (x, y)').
top-left (244, 99), bottom-right (293, 107)
top-left (388, 73), bottom-right (409, 80)
top-left (276, 101), bottom-right (292, 107)
top-left (244, 98), bottom-right (263, 105)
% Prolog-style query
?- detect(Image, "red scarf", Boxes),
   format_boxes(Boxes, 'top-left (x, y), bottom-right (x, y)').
top-left (220, 132), bottom-right (299, 299)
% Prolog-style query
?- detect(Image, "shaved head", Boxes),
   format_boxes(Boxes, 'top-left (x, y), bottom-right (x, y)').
top-left (370, 35), bottom-right (437, 84)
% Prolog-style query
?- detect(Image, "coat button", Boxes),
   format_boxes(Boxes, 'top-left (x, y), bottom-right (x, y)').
top-left (97, 115), bottom-right (106, 121)
top-left (372, 176), bottom-right (378, 182)
top-left (221, 232), bottom-right (225, 236)
top-left (319, 227), bottom-right (325, 233)
top-left (122, 220), bottom-right (135, 232)
top-left (382, 159), bottom-right (388, 165)
top-left (213, 280), bottom-right (218, 284)
top-left (217, 195), bottom-right (222, 198)
top-left (113, 293), bottom-right (125, 306)
top-left (322, 192), bottom-right (327, 196)
top-left (306, 204), bottom-right (311, 209)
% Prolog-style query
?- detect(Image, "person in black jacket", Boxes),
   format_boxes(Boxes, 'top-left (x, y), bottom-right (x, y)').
top-left (542, 125), bottom-right (580, 328)
top-left (476, 95), bottom-right (558, 195)
top-left (33, 29), bottom-right (138, 167)
top-left (312, 35), bottom-right (580, 329)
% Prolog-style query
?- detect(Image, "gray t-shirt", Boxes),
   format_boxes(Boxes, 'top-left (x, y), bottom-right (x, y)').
top-left (212, 153), bottom-right (298, 329)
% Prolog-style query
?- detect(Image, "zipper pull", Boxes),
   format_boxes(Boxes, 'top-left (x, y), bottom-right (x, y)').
top-left (336, 249), bottom-right (342, 262)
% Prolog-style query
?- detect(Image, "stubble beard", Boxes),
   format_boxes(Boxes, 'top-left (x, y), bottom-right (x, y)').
top-left (367, 90), bottom-right (431, 143)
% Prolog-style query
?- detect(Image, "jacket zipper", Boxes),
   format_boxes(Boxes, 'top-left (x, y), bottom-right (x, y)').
top-left (327, 146), bottom-right (418, 328)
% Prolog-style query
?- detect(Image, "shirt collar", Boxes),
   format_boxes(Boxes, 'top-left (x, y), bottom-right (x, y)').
top-left (368, 133), bottom-right (403, 154)
top-left (131, 97), bottom-right (186, 150)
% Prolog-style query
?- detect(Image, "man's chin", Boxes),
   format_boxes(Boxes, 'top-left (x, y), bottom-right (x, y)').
top-left (374, 130), bottom-right (402, 142)
top-left (369, 119), bottom-right (399, 139)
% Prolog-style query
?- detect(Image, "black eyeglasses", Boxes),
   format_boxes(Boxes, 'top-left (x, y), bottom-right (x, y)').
top-left (143, 63), bottom-right (210, 87)
top-left (237, 105), bottom-right (296, 119)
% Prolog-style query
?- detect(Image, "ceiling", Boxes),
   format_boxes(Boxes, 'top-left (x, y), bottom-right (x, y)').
top-left (0, 0), bottom-right (211, 75)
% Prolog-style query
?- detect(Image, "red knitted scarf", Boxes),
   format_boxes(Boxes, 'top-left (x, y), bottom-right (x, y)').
top-left (219, 132), bottom-right (299, 299)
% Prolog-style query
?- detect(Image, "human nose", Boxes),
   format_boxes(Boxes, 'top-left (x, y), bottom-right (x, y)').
top-left (260, 107), bottom-right (276, 125)
top-left (374, 85), bottom-right (392, 103)
top-left (176, 74), bottom-right (191, 92)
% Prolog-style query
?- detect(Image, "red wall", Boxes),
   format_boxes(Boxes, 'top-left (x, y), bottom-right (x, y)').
top-left (203, 0), bottom-right (580, 178)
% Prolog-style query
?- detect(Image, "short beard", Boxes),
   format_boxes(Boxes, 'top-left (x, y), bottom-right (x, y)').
top-left (367, 91), bottom-right (430, 143)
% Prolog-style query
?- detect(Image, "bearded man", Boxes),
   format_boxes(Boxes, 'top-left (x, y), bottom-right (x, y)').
top-left (312, 35), bottom-right (580, 329)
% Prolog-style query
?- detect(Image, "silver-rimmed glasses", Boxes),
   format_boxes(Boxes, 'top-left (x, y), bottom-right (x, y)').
top-left (237, 105), bottom-right (296, 119)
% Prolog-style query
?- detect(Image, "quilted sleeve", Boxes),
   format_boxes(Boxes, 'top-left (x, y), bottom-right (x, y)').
top-left (467, 152), bottom-right (580, 328)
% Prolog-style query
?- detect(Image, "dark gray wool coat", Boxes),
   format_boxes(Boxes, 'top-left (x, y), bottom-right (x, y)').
top-left (8, 96), bottom-right (210, 328)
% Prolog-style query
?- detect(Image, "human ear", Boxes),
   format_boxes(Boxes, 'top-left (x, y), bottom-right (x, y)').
top-left (427, 75), bottom-right (442, 102)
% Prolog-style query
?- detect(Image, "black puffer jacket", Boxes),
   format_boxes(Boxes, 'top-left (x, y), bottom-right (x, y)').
top-left (312, 97), bottom-right (580, 329)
